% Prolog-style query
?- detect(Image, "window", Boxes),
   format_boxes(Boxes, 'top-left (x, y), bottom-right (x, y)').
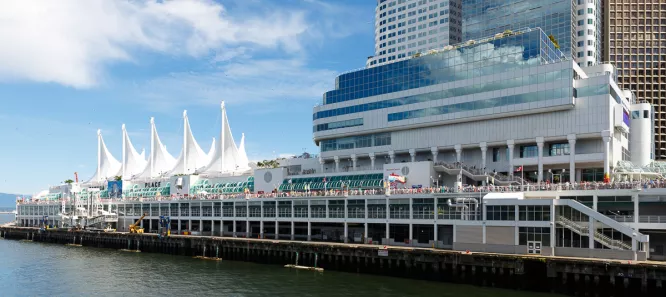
top-left (519, 206), bottom-right (551, 221)
top-left (520, 145), bottom-right (538, 158)
top-left (518, 227), bottom-right (551, 246)
top-left (549, 143), bottom-right (570, 156)
top-left (492, 148), bottom-right (500, 162)
top-left (644, 110), bottom-right (649, 119)
top-left (486, 205), bottom-right (515, 220)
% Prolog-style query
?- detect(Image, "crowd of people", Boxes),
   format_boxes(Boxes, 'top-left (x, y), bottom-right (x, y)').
top-left (18, 179), bottom-right (666, 204)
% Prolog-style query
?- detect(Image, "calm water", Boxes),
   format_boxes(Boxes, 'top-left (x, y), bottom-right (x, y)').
top-left (0, 214), bottom-right (563, 297)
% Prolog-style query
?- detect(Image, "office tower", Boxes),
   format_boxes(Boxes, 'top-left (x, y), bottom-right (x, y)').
top-left (605, 1), bottom-right (666, 159)
top-left (462, 0), bottom-right (602, 66)
top-left (368, 0), bottom-right (462, 67)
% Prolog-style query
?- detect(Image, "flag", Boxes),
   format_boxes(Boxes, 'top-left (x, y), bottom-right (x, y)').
top-left (515, 166), bottom-right (523, 172)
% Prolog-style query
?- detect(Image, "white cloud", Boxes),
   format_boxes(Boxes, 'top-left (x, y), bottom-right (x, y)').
top-left (0, 0), bottom-right (309, 88)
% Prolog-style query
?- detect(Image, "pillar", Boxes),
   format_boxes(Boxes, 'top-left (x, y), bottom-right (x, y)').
top-left (220, 220), bottom-right (223, 237)
top-left (409, 148), bottom-right (416, 163)
top-left (567, 134), bottom-right (576, 183)
top-left (454, 144), bottom-right (462, 163)
top-left (307, 221), bottom-right (312, 241)
top-left (602, 130), bottom-right (612, 182)
top-left (232, 220), bottom-right (236, 237)
top-left (386, 222), bottom-right (390, 243)
top-left (431, 147), bottom-right (439, 163)
top-left (433, 224), bottom-right (438, 244)
top-left (550, 202), bottom-right (556, 256)
top-left (364, 223), bottom-right (368, 244)
top-left (369, 152), bottom-right (376, 169)
top-left (334, 156), bottom-right (340, 172)
top-left (507, 140), bottom-right (515, 175)
top-left (245, 220), bottom-right (249, 238)
top-left (389, 150), bottom-right (395, 164)
top-left (291, 221), bottom-right (295, 240)
top-left (260, 221), bottom-right (264, 239)
top-left (593, 195), bottom-right (598, 211)
top-left (351, 154), bottom-right (357, 171)
top-left (589, 216), bottom-right (595, 249)
top-left (537, 137), bottom-right (544, 183)
top-left (633, 194), bottom-right (639, 224)
top-left (480, 142), bottom-right (487, 172)
top-left (344, 222), bottom-right (348, 243)
top-left (319, 157), bottom-right (324, 173)
top-left (275, 220), bottom-right (279, 239)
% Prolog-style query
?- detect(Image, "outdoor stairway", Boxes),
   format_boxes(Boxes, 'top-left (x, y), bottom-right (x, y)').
top-left (556, 216), bottom-right (632, 250)
top-left (433, 163), bottom-right (526, 185)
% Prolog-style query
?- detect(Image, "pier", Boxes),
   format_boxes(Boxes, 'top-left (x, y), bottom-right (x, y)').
top-left (2, 226), bottom-right (665, 297)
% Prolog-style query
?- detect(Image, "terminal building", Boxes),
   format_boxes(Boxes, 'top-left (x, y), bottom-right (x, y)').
top-left (13, 1), bottom-right (666, 262)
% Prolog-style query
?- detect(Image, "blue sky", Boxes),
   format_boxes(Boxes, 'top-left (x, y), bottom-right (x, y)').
top-left (0, 0), bottom-right (376, 194)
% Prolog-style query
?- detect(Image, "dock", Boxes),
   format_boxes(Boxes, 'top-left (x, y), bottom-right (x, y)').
top-left (1, 226), bottom-right (665, 296)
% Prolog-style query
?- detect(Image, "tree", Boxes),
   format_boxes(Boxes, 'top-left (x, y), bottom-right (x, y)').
top-left (114, 176), bottom-right (122, 181)
top-left (64, 179), bottom-right (74, 184)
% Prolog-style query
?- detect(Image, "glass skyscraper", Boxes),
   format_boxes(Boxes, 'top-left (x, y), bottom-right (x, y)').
top-left (462, 0), bottom-right (575, 59)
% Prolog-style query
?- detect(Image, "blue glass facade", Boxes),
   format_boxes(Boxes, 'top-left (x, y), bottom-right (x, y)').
top-left (316, 29), bottom-right (564, 120)
top-left (462, 0), bottom-right (574, 58)
top-left (313, 118), bottom-right (363, 132)
top-left (388, 87), bottom-right (572, 122)
top-left (321, 132), bottom-right (391, 152)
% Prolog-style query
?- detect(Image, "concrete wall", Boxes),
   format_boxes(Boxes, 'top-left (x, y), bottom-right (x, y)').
top-left (486, 226), bottom-right (515, 245)
top-left (254, 168), bottom-right (287, 194)
top-left (453, 242), bottom-right (528, 255)
top-left (554, 247), bottom-right (644, 261)
top-left (383, 161), bottom-right (434, 189)
top-left (455, 225), bottom-right (483, 244)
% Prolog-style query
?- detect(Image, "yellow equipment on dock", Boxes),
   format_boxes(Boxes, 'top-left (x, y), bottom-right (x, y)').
top-left (129, 213), bottom-right (147, 234)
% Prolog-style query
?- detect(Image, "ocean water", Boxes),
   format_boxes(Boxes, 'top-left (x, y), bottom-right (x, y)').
top-left (0, 214), bottom-right (563, 297)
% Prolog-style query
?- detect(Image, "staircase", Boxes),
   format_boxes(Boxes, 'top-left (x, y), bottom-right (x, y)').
top-left (556, 216), bottom-right (632, 250)
top-left (434, 163), bottom-right (526, 185)
top-left (85, 214), bottom-right (118, 228)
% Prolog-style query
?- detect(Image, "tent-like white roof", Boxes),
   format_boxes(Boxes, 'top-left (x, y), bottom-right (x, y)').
top-left (238, 133), bottom-right (250, 170)
top-left (199, 101), bottom-right (250, 175)
top-left (86, 130), bottom-right (121, 184)
top-left (121, 124), bottom-right (147, 180)
top-left (133, 117), bottom-right (176, 180)
top-left (169, 110), bottom-right (212, 175)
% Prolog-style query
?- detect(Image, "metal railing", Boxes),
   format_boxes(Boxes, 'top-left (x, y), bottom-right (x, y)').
top-left (557, 215), bottom-right (632, 250)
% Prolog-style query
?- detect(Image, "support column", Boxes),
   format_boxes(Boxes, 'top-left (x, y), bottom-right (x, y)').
top-left (433, 224), bottom-right (438, 246)
top-left (589, 216), bottom-right (595, 249)
top-left (275, 220), bottom-right (279, 240)
top-left (260, 220), bottom-right (264, 239)
top-left (364, 223), bottom-right (368, 244)
top-left (550, 202), bottom-right (556, 256)
top-left (431, 147), bottom-right (439, 163)
top-left (369, 152), bottom-right (376, 170)
top-left (602, 130), bottom-right (612, 183)
top-left (454, 144), bottom-right (462, 162)
top-left (351, 154), bottom-right (357, 171)
top-left (232, 220), bottom-right (236, 237)
top-left (334, 156), bottom-right (340, 173)
top-left (220, 220), bottom-right (223, 236)
top-left (633, 194), bottom-right (639, 224)
top-left (593, 195), bottom-right (598, 211)
top-left (507, 140), bottom-right (515, 175)
top-left (319, 158), bottom-right (324, 173)
top-left (344, 222), bottom-right (349, 243)
top-left (389, 150), bottom-right (395, 164)
top-left (409, 149), bottom-right (416, 163)
top-left (537, 137), bottom-right (544, 183)
top-left (480, 142), bottom-right (487, 172)
top-left (307, 222), bottom-right (312, 241)
top-left (567, 134), bottom-right (577, 183)
top-left (291, 221), bottom-right (295, 240)
top-left (246, 220), bottom-right (249, 238)
top-left (386, 222), bottom-right (390, 244)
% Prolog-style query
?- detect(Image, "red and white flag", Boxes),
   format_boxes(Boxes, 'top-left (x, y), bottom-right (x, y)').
top-left (515, 166), bottom-right (523, 172)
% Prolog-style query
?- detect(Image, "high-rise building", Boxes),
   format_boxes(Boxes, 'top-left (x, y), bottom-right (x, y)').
top-left (605, 1), bottom-right (666, 159)
top-left (462, 0), bottom-right (602, 66)
top-left (367, 0), bottom-right (462, 68)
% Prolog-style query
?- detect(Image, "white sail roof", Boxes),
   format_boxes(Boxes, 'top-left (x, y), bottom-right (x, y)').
top-left (133, 117), bottom-right (176, 180)
top-left (121, 124), bottom-right (148, 180)
top-left (238, 133), bottom-right (250, 170)
top-left (199, 102), bottom-right (249, 175)
top-left (86, 129), bottom-right (122, 184)
top-left (169, 110), bottom-right (211, 175)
